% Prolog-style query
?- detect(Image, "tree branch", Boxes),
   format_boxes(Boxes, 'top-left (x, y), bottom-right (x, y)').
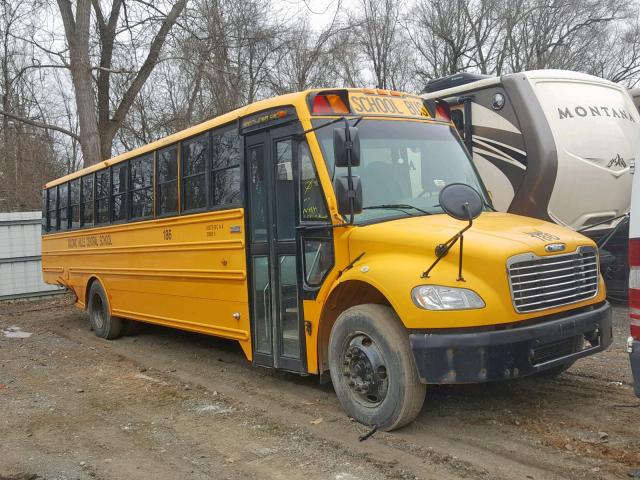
top-left (0, 109), bottom-right (81, 142)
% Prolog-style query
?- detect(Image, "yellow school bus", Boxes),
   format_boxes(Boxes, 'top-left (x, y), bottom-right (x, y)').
top-left (42, 88), bottom-right (612, 430)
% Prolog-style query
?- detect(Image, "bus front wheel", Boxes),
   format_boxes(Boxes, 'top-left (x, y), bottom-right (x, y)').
top-left (328, 304), bottom-right (426, 431)
top-left (88, 281), bottom-right (123, 340)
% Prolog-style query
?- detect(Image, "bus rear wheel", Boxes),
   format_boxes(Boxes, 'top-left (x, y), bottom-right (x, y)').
top-left (328, 304), bottom-right (426, 431)
top-left (88, 281), bottom-right (123, 340)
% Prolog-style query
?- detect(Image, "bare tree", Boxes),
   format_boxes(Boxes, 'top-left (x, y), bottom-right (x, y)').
top-left (351, 0), bottom-right (410, 89)
top-left (54, 0), bottom-right (187, 165)
top-left (268, 17), bottom-right (344, 94)
top-left (503, 0), bottom-right (630, 72)
top-left (0, 0), bottom-right (65, 211)
top-left (584, 12), bottom-right (640, 86)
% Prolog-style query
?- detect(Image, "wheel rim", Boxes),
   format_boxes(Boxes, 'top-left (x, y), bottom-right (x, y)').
top-left (341, 333), bottom-right (389, 407)
top-left (91, 294), bottom-right (105, 330)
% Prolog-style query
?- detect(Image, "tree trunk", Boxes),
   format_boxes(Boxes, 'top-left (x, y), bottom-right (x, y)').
top-left (57, 0), bottom-right (102, 166)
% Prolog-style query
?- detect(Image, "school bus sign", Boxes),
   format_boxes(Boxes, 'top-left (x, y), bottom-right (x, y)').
top-left (349, 93), bottom-right (429, 118)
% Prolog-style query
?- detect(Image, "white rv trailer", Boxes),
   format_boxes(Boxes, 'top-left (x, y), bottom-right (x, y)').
top-left (423, 70), bottom-right (640, 297)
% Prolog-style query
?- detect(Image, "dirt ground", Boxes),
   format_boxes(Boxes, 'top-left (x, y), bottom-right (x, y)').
top-left (1, 295), bottom-right (638, 480)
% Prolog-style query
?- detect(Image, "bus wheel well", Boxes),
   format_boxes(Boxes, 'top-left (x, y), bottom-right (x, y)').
top-left (85, 277), bottom-right (101, 310)
top-left (317, 280), bottom-right (392, 374)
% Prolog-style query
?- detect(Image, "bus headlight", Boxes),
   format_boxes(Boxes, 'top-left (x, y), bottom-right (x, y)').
top-left (411, 285), bottom-right (485, 310)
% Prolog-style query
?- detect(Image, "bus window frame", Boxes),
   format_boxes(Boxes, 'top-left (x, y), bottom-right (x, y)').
top-left (181, 132), bottom-right (210, 214)
top-left (110, 161), bottom-right (129, 224)
top-left (156, 144), bottom-right (180, 219)
top-left (80, 173), bottom-right (95, 228)
top-left (57, 182), bottom-right (70, 231)
top-left (210, 125), bottom-right (243, 211)
top-left (41, 190), bottom-right (47, 233)
top-left (128, 152), bottom-right (155, 221)
top-left (95, 169), bottom-right (111, 226)
top-left (46, 186), bottom-right (57, 232)
top-left (69, 178), bottom-right (81, 229)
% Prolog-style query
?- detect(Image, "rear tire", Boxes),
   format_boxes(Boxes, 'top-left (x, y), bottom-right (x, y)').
top-left (88, 281), bottom-right (123, 340)
top-left (328, 304), bottom-right (426, 431)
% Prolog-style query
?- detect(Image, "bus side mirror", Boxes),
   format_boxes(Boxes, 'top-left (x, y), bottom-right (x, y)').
top-left (333, 175), bottom-right (363, 216)
top-left (439, 183), bottom-right (483, 221)
top-left (333, 127), bottom-right (361, 167)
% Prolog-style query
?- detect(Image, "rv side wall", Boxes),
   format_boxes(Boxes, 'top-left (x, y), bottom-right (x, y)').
top-left (531, 77), bottom-right (637, 231)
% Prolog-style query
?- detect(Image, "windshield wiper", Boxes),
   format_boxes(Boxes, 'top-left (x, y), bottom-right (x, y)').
top-left (363, 204), bottom-right (431, 215)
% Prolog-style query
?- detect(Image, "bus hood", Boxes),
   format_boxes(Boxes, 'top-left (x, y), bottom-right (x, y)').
top-left (344, 212), bottom-right (604, 328)
top-left (348, 212), bottom-right (595, 261)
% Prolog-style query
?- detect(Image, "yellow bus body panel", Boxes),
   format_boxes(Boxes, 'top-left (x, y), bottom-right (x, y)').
top-left (42, 209), bottom-right (253, 359)
top-left (327, 213), bottom-right (605, 330)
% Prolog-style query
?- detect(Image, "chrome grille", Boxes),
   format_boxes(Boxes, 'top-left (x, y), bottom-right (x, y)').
top-left (508, 246), bottom-right (599, 313)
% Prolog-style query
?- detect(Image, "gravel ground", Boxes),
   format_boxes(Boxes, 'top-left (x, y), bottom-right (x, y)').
top-left (0, 295), bottom-right (638, 480)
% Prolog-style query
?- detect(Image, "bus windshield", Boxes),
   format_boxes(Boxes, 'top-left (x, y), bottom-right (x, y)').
top-left (313, 119), bottom-right (488, 223)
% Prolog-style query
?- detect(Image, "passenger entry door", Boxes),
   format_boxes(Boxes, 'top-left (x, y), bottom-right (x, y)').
top-left (245, 127), bottom-right (305, 372)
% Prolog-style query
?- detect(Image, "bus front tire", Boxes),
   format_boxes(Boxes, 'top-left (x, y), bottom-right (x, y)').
top-left (88, 282), bottom-right (123, 340)
top-left (328, 304), bottom-right (426, 431)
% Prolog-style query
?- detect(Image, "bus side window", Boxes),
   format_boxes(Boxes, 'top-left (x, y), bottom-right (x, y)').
top-left (41, 190), bottom-right (47, 233)
top-left (47, 187), bottom-right (57, 232)
top-left (129, 153), bottom-right (153, 219)
top-left (182, 134), bottom-right (208, 211)
top-left (211, 128), bottom-right (241, 207)
top-left (81, 174), bottom-right (94, 227)
top-left (157, 146), bottom-right (178, 215)
top-left (70, 179), bottom-right (80, 229)
top-left (303, 238), bottom-right (333, 287)
top-left (58, 183), bottom-right (69, 231)
top-left (275, 139), bottom-right (295, 240)
top-left (299, 141), bottom-right (328, 222)
top-left (111, 163), bottom-right (128, 222)
top-left (96, 170), bottom-right (110, 224)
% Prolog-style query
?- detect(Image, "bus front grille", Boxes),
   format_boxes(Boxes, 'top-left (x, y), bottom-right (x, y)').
top-left (508, 246), bottom-right (599, 313)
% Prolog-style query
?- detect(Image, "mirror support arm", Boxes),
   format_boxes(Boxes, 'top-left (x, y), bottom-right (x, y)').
top-left (421, 203), bottom-right (473, 280)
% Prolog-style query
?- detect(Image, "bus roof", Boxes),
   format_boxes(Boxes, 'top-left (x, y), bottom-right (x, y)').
top-left (45, 87), bottom-right (433, 189)
top-left (45, 90), bottom-right (309, 188)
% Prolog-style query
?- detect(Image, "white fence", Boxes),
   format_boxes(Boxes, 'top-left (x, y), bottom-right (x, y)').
top-left (0, 211), bottom-right (63, 299)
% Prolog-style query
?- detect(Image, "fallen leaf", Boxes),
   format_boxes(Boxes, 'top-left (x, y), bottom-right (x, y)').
top-left (310, 418), bottom-right (323, 425)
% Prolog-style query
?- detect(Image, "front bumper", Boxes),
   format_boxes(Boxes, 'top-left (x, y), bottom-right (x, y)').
top-left (629, 338), bottom-right (640, 397)
top-left (410, 301), bottom-right (612, 384)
